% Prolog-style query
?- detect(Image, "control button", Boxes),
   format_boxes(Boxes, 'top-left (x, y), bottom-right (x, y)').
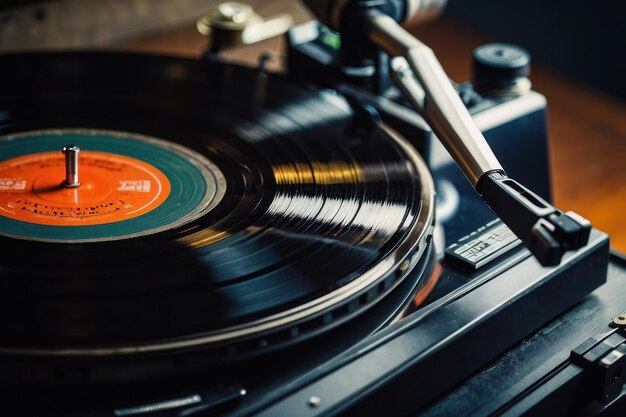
top-left (473, 43), bottom-right (531, 96)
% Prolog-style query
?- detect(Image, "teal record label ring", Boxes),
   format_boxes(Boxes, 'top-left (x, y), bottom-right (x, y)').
top-left (0, 128), bottom-right (226, 242)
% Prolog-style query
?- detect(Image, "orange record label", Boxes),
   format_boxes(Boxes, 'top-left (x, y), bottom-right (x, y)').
top-left (0, 151), bottom-right (171, 226)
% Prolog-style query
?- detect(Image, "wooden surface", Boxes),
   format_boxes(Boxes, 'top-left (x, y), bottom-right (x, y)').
top-left (118, 15), bottom-right (626, 252)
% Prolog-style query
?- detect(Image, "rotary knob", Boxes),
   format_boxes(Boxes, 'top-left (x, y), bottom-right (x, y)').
top-left (472, 43), bottom-right (531, 96)
top-left (197, 2), bottom-right (293, 54)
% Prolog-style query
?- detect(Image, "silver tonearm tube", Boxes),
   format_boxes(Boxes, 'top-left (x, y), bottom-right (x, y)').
top-left (367, 12), bottom-right (592, 266)
top-left (368, 12), bottom-right (502, 186)
top-left (301, 0), bottom-right (592, 266)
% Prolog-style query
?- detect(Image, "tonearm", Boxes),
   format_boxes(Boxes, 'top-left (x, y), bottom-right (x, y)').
top-left (302, 0), bottom-right (591, 266)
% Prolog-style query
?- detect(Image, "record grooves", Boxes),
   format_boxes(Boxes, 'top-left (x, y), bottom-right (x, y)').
top-left (0, 53), bottom-right (435, 380)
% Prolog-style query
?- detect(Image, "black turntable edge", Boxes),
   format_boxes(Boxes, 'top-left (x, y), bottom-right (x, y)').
top-left (421, 250), bottom-right (626, 416)
top-left (246, 229), bottom-right (609, 417)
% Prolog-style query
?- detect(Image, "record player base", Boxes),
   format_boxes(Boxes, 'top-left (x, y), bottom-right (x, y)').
top-left (251, 229), bottom-right (609, 417)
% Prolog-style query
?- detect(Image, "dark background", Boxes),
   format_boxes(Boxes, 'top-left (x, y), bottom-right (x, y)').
top-left (446, 0), bottom-right (626, 102)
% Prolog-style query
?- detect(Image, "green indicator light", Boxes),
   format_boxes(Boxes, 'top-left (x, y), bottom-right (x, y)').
top-left (321, 32), bottom-right (341, 50)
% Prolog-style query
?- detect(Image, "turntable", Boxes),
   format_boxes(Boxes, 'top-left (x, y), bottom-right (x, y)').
top-left (0, 1), bottom-right (624, 416)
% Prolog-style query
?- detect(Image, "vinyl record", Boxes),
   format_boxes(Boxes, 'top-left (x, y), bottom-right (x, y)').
top-left (0, 53), bottom-right (435, 362)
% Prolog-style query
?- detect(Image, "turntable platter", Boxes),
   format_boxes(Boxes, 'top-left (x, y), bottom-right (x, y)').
top-left (0, 53), bottom-right (434, 364)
